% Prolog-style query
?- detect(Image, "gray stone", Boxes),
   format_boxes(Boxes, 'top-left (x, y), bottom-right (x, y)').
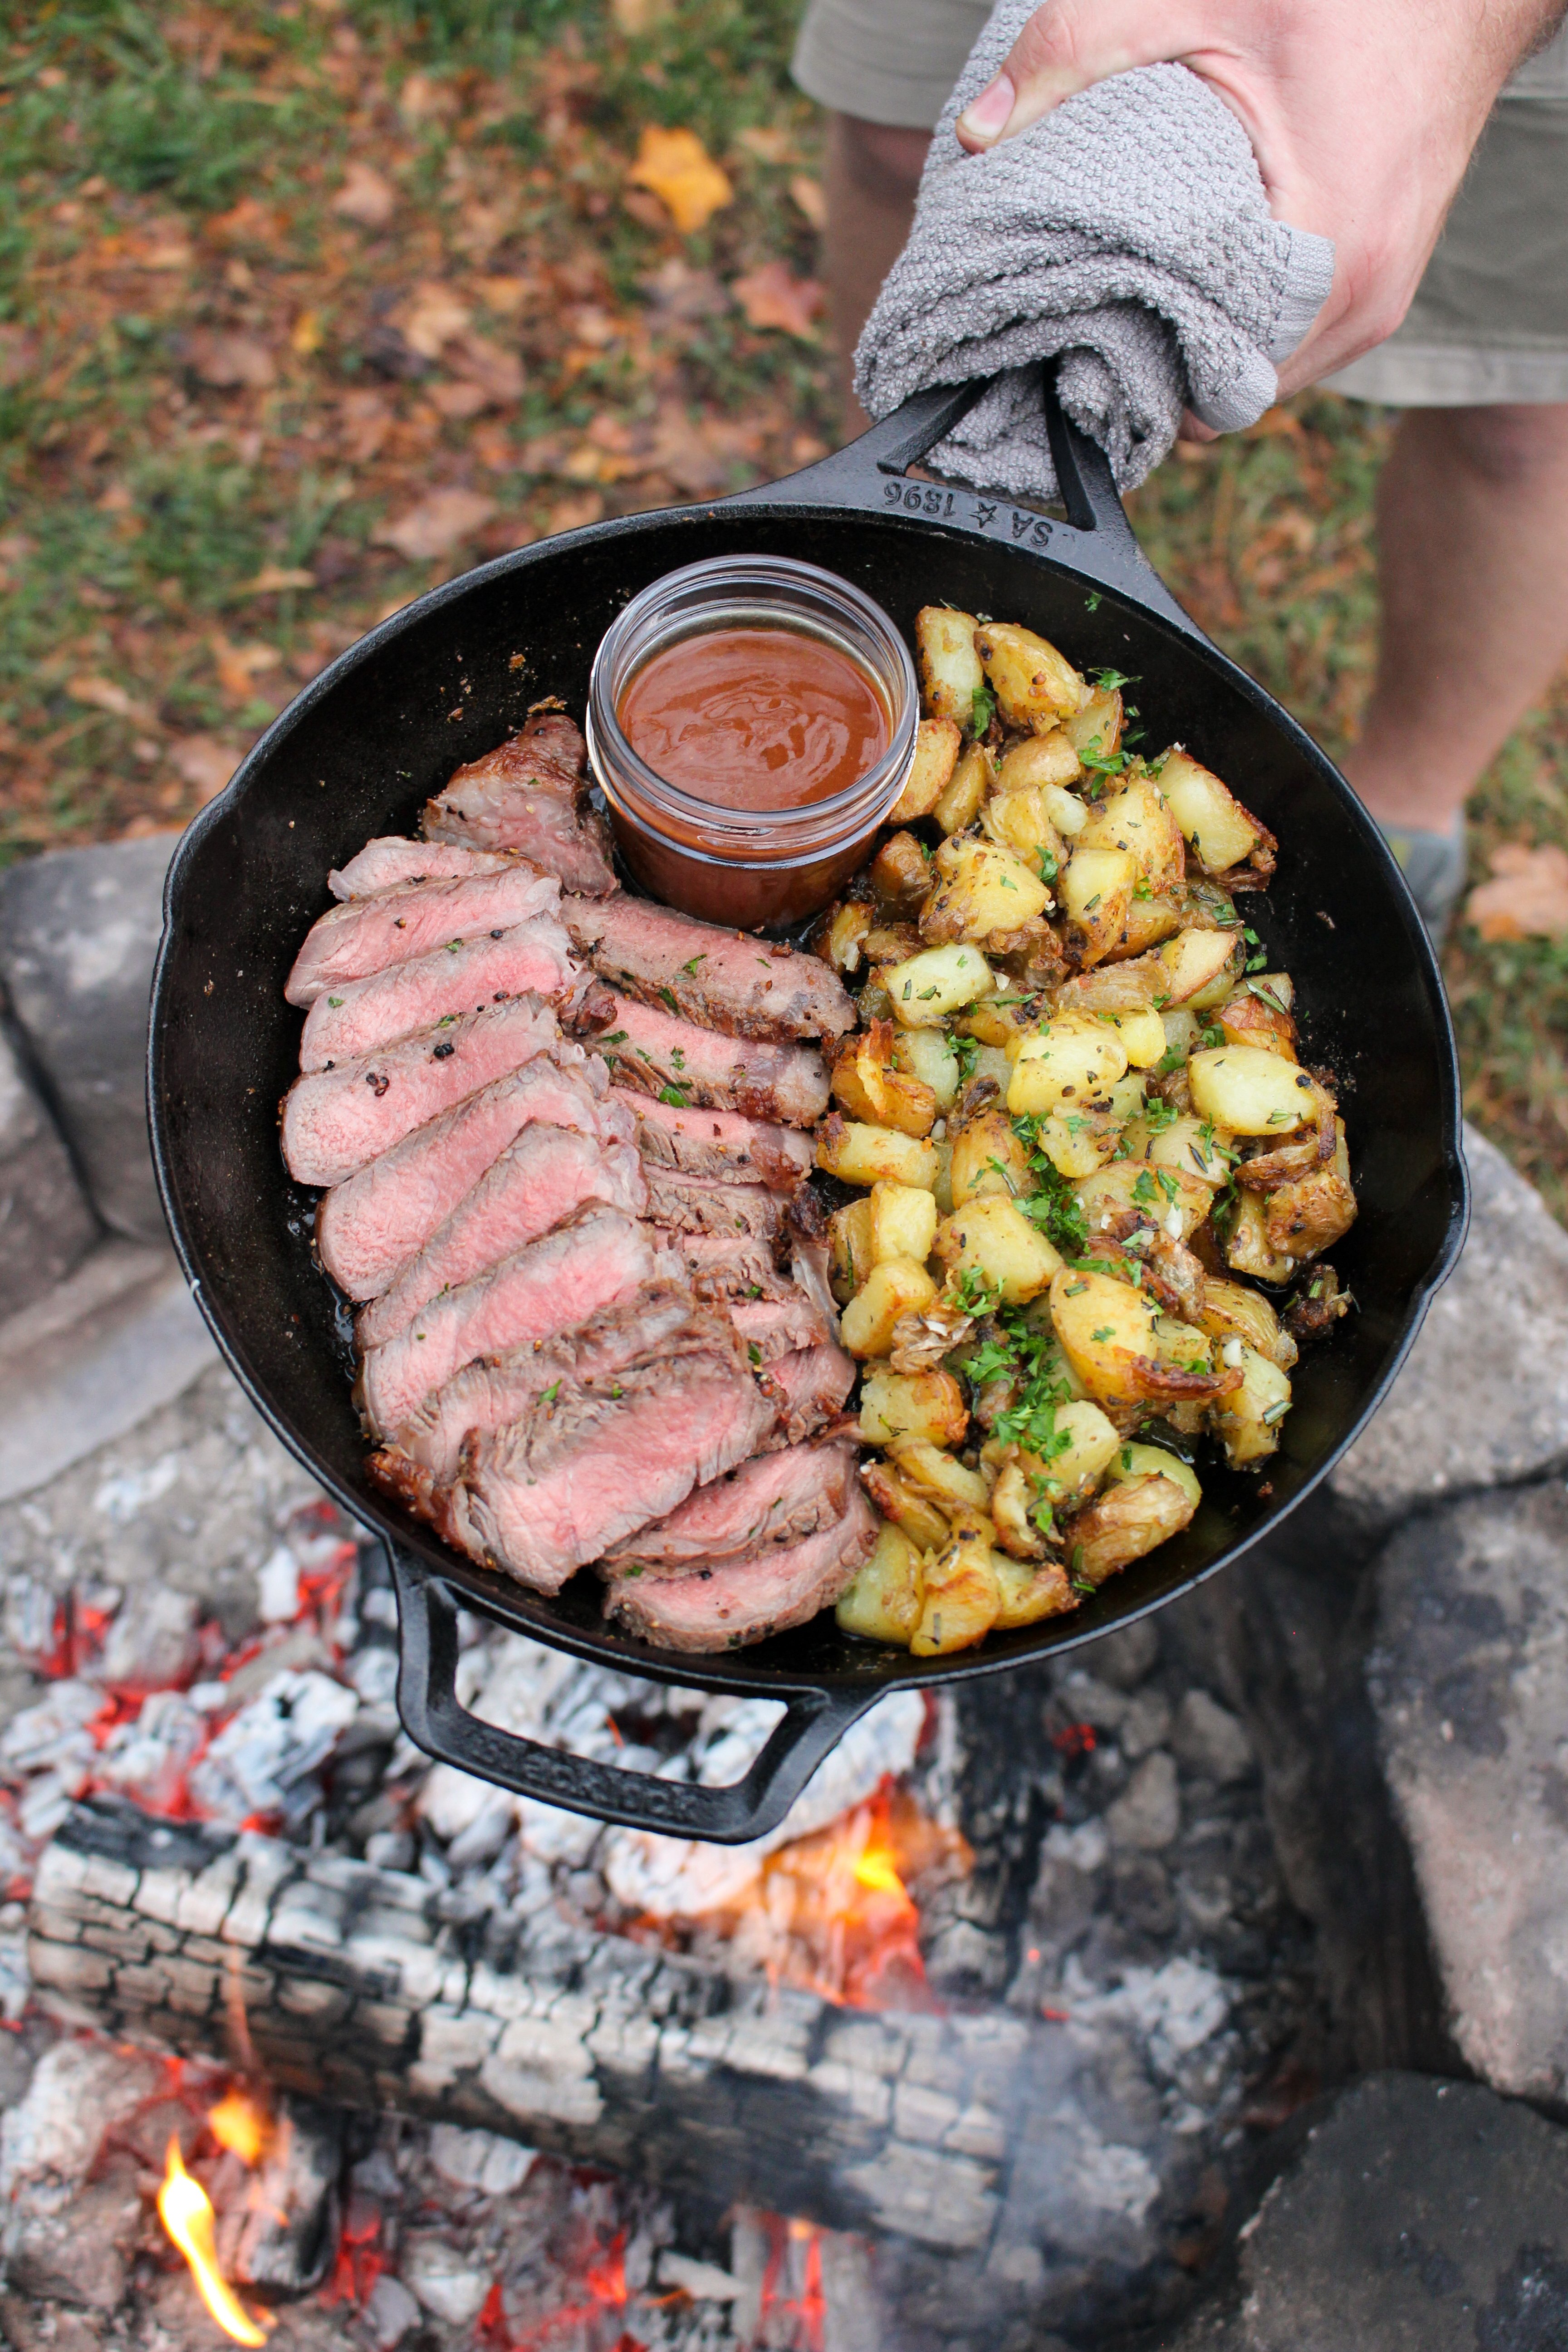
top-left (3, 2165), bottom-right (142, 2310)
top-left (1368, 1479), bottom-right (1568, 2103)
top-left (1170, 1692), bottom-right (1252, 1786)
top-left (400, 2232), bottom-right (492, 2326)
top-left (0, 836), bottom-right (176, 1243)
top-left (0, 1024), bottom-right (96, 1320)
top-left (1329, 1124), bottom-right (1568, 1535)
top-left (1157, 2073), bottom-right (1568, 2351)
top-left (361, 2275), bottom-right (421, 2350)
top-left (1105, 1752), bottom-right (1180, 1851)
top-left (1088, 1619), bottom-right (1161, 1689)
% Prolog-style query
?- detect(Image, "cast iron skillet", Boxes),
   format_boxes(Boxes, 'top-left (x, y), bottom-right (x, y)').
top-left (149, 381), bottom-right (1468, 1843)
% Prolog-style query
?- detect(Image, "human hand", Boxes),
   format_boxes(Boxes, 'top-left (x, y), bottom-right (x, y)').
top-left (954, 0), bottom-right (1566, 389)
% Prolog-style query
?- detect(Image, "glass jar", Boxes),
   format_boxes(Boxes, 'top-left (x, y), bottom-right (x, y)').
top-left (586, 554), bottom-right (918, 931)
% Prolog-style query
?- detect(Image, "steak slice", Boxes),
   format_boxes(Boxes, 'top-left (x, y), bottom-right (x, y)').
top-left (379, 1279), bottom-right (699, 1487)
top-left (604, 1486), bottom-right (878, 1652)
top-left (729, 1292), bottom-right (832, 1365)
top-left (641, 1166), bottom-right (784, 1245)
top-left (282, 995), bottom-right (560, 1188)
top-left (601, 1436), bottom-right (856, 1580)
top-left (314, 1053), bottom-right (626, 1300)
top-left (619, 1090), bottom-right (812, 1190)
top-left (357, 1127), bottom-right (647, 1349)
top-left (563, 893), bottom-right (853, 1042)
top-left (299, 917), bottom-right (579, 1070)
top-left (424, 713), bottom-right (616, 897)
top-left (669, 1233), bottom-right (789, 1298)
top-left (597, 992), bottom-right (828, 1127)
top-left (764, 1342), bottom-right (857, 1446)
top-left (285, 864), bottom-right (559, 1006)
top-left (329, 839), bottom-right (520, 899)
top-left (436, 1305), bottom-right (776, 1592)
top-left (359, 1205), bottom-right (664, 1437)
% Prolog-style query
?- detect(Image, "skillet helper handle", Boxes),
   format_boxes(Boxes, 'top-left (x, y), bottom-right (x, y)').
top-left (386, 1544), bottom-right (878, 1845)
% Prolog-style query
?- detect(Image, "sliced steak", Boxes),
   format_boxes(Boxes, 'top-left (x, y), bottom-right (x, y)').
top-left (730, 1291), bottom-right (832, 1365)
top-left (641, 1166), bottom-right (784, 1245)
top-left (605, 1486), bottom-right (877, 1652)
top-left (434, 1306), bottom-right (777, 1592)
top-left (359, 1205), bottom-right (663, 1437)
top-left (598, 992), bottom-right (828, 1127)
top-left (282, 995), bottom-right (560, 1188)
top-left (424, 713), bottom-right (616, 897)
top-left (315, 1053), bottom-right (625, 1300)
top-left (299, 917), bottom-right (578, 1071)
top-left (619, 1090), bottom-right (812, 1190)
top-left (764, 1341), bottom-right (857, 1446)
top-left (563, 894), bottom-right (853, 1042)
top-left (670, 1233), bottom-right (789, 1298)
top-left (285, 863), bottom-right (559, 1007)
top-left (357, 1127), bottom-right (646, 1349)
top-left (329, 839), bottom-right (520, 899)
top-left (601, 1436), bottom-right (856, 1580)
top-left (380, 1279), bottom-right (699, 1488)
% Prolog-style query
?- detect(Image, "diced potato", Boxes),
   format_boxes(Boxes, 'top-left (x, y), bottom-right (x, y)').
top-left (841, 1257), bottom-right (939, 1358)
top-left (1159, 747), bottom-right (1268, 875)
top-left (1006, 1011), bottom-right (1127, 1117)
top-left (1044, 782), bottom-right (1090, 838)
top-left (831, 1029), bottom-right (939, 1138)
top-left (836, 1522), bottom-right (925, 1645)
top-left (970, 1044), bottom-right (1017, 1095)
top-left (1155, 927), bottom-right (1244, 1006)
top-left (888, 716), bottom-right (960, 824)
top-left (949, 1106), bottom-right (1036, 1208)
top-left (817, 899), bottom-right (872, 976)
top-left (1063, 1472), bottom-right (1196, 1587)
top-left (996, 732), bottom-right (1082, 790)
top-left (1140, 1112), bottom-right (1236, 1187)
top-left (860, 1457), bottom-right (950, 1553)
top-left (868, 1180), bottom-right (939, 1268)
top-left (915, 605), bottom-right (985, 727)
top-left (1264, 1118), bottom-right (1357, 1257)
top-left (1058, 846), bottom-right (1137, 966)
top-left (869, 832), bottom-right (934, 923)
top-left (921, 835), bottom-right (1052, 946)
top-left (890, 1024), bottom-right (960, 1111)
top-left (1116, 894), bottom-right (1186, 957)
top-left (1049, 1266), bottom-right (1164, 1408)
top-left (982, 785), bottom-right (1066, 878)
top-left (1218, 976), bottom-right (1297, 1057)
top-left (911, 1513), bottom-right (1001, 1656)
top-left (1060, 683), bottom-right (1123, 760)
top-left (1099, 1005), bottom-right (1167, 1068)
top-left (1054, 956), bottom-right (1163, 1016)
top-left (1030, 1107), bottom-right (1122, 1179)
top-left (859, 1366), bottom-right (969, 1449)
top-left (934, 1195), bottom-right (1063, 1305)
top-left (1077, 773), bottom-right (1186, 894)
top-left (827, 1197), bottom-right (873, 1302)
top-left (975, 621), bottom-right (1085, 733)
top-left (1074, 1158), bottom-right (1214, 1241)
top-left (1189, 1045), bottom-right (1319, 1137)
top-left (931, 1136), bottom-right (954, 1215)
top-left (1159, 1005), bottom-right (1200, 1064)
top-left (934, 744), bottom-right (994, 835)
top-left (1225, 1189), bottom-right (1298, 1284)
top-left (1200, 1276), bottom-right (1298, 1371)
top-left (992, 1552), bottom-right (1075, 1627)
top-left (1017, 1397), bottom-right (1122, 1505)
top-left (817, 1115), bottom-right (941, 1190)
top-left (957, 994), bottom-right (1045, 1050)
top-left (885, 941), bottom-right (995, 1028)
top-left (990, 1461), bottom-right (1050, 1559)
top-left (1106, 1441), bottom-right (1202, 1512)
top-left (888, 1440), bottom-right (993, 1513)
top-left (1212, 1342), bottom-right (1292, 1466)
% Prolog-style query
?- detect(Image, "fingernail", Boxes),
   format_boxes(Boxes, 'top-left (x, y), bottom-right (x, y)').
top-left (957, 72), bottom-right (1015, 142)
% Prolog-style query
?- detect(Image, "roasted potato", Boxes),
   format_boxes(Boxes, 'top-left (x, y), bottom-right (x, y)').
top-left (1105, 1441), bottom-right (1202, 1511)
top-left (1015, 1397), bottom-right (1122, 1506)
top-left (1114, 893), bottom-right (1188, 957)
top-left (1200, 1275), bottom-right (1298, 1371)
top-left (921, 835), bottom-right (1053, 946)
top-left (957, 993), bottom-right (1047, 1050)
top-left (884, 941), bottom-right (995, 1027)
top-left (933, 744), bottom-right (994, 835)
top-left (828, 1196), bottom-right (873, 1302)
top-left (990, 1461), bottom-right (1052, 1559)
top-left (831, 1023), bottom-right (939, 1137)
top-left (1030, 1106), bottom-right (1123, 1179)
top-left (995, 731), bottom-right (1082, 790)
top-left (1098, 1004), bottom-right (1167, 1068)
top-left (1264, 1118), bottom-right (1357, 1257)
top-left (1212, 1341), bottom-right (1292, 1465)
top-left (1074, 1158), bottom-right (1215, 1242)
top-left (975, 621), bottom-right (1085, 734)
top-left (1059, 846), bottom-right (1138, 966)
top-left (916, 605), bottom-right (985, 727)
top-left (911, 1511), bottom-right (1001, 1656)
top-left (1188, 1045), bottom-right (1320, 1137)
top-left (859, 1456), bottom-right (950, 1553)
top-left (1224, 1189), bottom-right (1299, 1285)
top-left (949, 1104), bottom-right (1037, 1208)
top-left (1060, 683), bottom-right (1123, 762)
top-left (1044, 781), bottom-right (1090, 838)
top-left (1158, 748), bottom-right (1274, 878)
top-left (869, 831), bottom-right (936, 920)
top-left (935, 1195), bottom-right (1064, 1305)
top-left (1063, 1472), bottom-right (1197, 1587)
top-left (888, 1440), bottom-right (993, 1513)
top-left (816, 899), bottom-right (872, 977)
top-left (841, 1256), bottom-right (939, 1358)
top-left (1050, 1265), bottom-right (1234, 1412)
top-left (837, 1522), bottom-right (925, 1644)
top-left (1077, 773), bottom-right (1186, 895)
top-left (992, 1552), bottom-right (1076, 1627)
top-left (1006, 1011), bottom-right (1127, 1117)
top-left (889, 1024), bottom-right (960, 1111)
top-left (859, 1366), bottom-right (969, 1449)
top-left (981, 785), bottom-right (1066, 877)
top-left (1137, 1112), bottom-right (1235, 1187)
top-left (1218, 976), bottom-right (1298, 1057)
top-left (1155, 926), bottom-right (1245, 1006)
top-left (889, 716), bottom-right (961, 824)
top-left (817, 1114), bottom-right (942, 1190)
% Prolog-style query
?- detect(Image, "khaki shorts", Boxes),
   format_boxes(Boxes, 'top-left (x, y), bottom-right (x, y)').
top-left (792, 0), bottom-right (1568, 405)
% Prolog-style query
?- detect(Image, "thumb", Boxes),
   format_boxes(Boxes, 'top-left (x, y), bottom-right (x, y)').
top-left (956, 0), bottom-right (1215, 150)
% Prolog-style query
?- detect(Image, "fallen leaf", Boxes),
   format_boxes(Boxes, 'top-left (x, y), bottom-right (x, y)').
top-left (430, 381), bottom-right (490, 421)
top-left (453, 201), bottom-right (513, 260)
top-left (640, 257), bottom-right (729, 323)
top-left (333, 161), bottom-right (396, 230)
top-left (446, 332), bottom-right (524, 406)
top-left (205, 197), bottom-right (284, 250)
top-left (372, 489), bottom-right (497, 561)
top-left (68, 673), bottom-right (153, 725)
top-left (236, 565), bottom-right (317, 597)
top-left (184, 330), bottom-right (276, 390)
top-left (627, 127), bottom-right (734, 236)
top-left (167, 735), bottom-right (240, 801)
top-left (396, 283), bottom-right (472, 360)
top-left (209, 634), bottom-right (283, 701)
top-left (1465, 841), bottom-right (1568, 940)
top-left (398, 71), bottom-right (450, 125)
top-left (475, 517), bottom-right (540, 557)
top-left (544, 491), bottom-right (605, 535)
top-left (291, 310), bottom-right (326, 357)
top-left (0, 327), bottom-right (37, 389)
top-left (130, 235), bottom-right (193, 272)
top-left (338, 387), bottom-right (391, 465)
top-left (736, 127), bottom-right (795, 165)
top-left (611, 0), bottom-right (673, 27)
top-left (475, 276), bottom-right (531, 317)
top-left (731, 262), bottom-right (823, 339)
top-left (789, 173), bottom-right (826, 230)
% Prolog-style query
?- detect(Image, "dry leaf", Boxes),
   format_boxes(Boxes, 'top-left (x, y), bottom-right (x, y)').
top-left (0, 327), bottom-right (37, 389)
top-left (291, 309), bottom-right (325, 357)
top-left (736, 127), bottom-right (795, 165)
top-left (453, 201), bottom-right (512, 260)
top-left (475, 275), bottom-right (531, 317)
top-left (396, 283), bottom-right (472, 360)
top-left (545, 491), bottom-right (606, 535)
top-left (430, 381), bottom-right (490, 421)
top-left (68, 674), bottom-right (153, 725)
top-left (167, 735), bottom-right (240, 802)
top-left (205, 197), bottom-right (284, 250)
top-left (640, 257), bottom-right (728, 323)
top-left (789, 173), bottom-right (826, 230)
top-left (627, 127), bottom-right (734, 236)
top-left (611, 0), bottom-right (673, 27)
top-left (209, 634), bottom-right (283, 701)
top-left (1465, 841), bottom-right (1568, 940)
top-left (185, 330), bottom-right (276, 390)
top-left (238, 565), bottom-right (317, 597)
top-left (397, 72), bottom-right (447, 125)
top-left (731, 261), bottom-right (823, 339)
top-left (333, 162), bottom-right (396, 229)
top-left (446, 332), bottom-right (524, 404)
top-left (338, 387), bottom-right (391, 465)
top-left (373, 488), bottom-right (497, 561)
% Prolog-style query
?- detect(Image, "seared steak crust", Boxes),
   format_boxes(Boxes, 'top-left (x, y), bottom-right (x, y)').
top-left (597, 992), bottom-right (829, 1128)
top-left (285, 862), bottom-right (559, 1006)
top-left (424, 713), bottom-right (616, 897)
top-left (641, 1167), bottom-right (784, 1245)
top-left (563, 893), bottom-right (853, 1042)
top-left (299, 917), bottom-right (578, 1070)
top-left (601, 1436), bottom-right (856, 1580)
top-left (670, 1233), bottom-right (791, 1298)
top-left (329, 839), bottom-right (520, 899)
top-left (605, 1485), bottom-right (877, 1652)
top-left (728, 1292), bottom-right (833, 1364)
top-left (619, 1090), bottom-right (812, 1190)
top-left (763, 1342), bottom-right (857, 1446)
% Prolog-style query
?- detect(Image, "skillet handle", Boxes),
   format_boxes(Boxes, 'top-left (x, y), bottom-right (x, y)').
top-left (386, 1544), bottom-right (878, 1845)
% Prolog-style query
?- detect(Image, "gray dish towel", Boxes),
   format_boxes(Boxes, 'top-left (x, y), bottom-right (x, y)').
top-left (854, 0), bottom-right (1335, 501)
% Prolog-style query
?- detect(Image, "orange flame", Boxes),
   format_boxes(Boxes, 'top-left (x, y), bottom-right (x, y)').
top-left (208, 2088), bottom-right (272, 2168)
top-left (157, 2139), bottom-right (272, 2347)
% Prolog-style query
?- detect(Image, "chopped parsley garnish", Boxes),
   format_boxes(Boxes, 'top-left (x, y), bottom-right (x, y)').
top-left (951, 1265), bottom-right (999, 1313)
top-left (1090, 667), bottom-right (1133, 691)
top-left (952, 1033), bottom-right (981, 1083)
top-left (658, 1083), bottom-right (690, 1107)
top-left (540, 1381), bottom-right (560, 1405)
top-left (601, 1029), bottom-right (628, 1046)
top-left (659, 985), bottom-right (679, 1011)
top-left (669, 1046), bottom-right (686, 1068)
top-left (1010, 1115), bottom-right (1092, 1253)
top-left (681, 954), bottom-right (707, 976)
top-left (970, 682), bottom-right (997, 736)
top-left (1035, 846), bottom-right (1059, 884)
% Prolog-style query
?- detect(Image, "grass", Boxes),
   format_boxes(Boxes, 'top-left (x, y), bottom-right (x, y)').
top-left (1, 0), bottom-right (1566, 1210)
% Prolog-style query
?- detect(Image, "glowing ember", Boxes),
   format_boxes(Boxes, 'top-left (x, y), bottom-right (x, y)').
top-left (157, 2139), bottom-right (272, 2347)
top-left (208, 2087), bottom-right (272, 2168)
